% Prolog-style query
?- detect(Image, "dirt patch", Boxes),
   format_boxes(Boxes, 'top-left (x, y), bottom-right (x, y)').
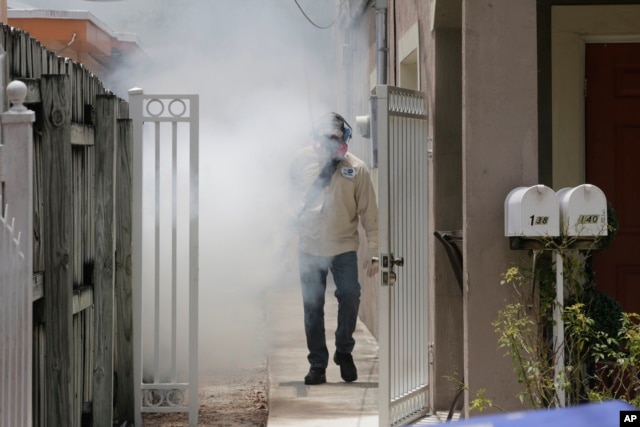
top-left (142, 365), bottom-right (268, 427)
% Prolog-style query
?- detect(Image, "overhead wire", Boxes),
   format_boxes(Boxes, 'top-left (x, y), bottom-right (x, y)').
top-left (295, 0), bottom-right (346, 127)
top-left (294, 0), bottom-right (350, 131)
top-left (293, 0), bottom-right (342, 30)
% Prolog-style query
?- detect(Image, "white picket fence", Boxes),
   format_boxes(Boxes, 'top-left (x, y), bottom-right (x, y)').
top-left (0, 203), bottom-right (30, 427)
top-left (0, 79), bottom-right (36, 427)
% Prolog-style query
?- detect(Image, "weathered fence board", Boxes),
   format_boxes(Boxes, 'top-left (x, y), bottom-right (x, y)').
top-left (115, 118), bottom-right (134, 424)
top-left (1, 23), bottom-right (133, 427)
top-left (41, 74), bottom-right (74, 427)
top-left (93, 94), bottom-right (118, 426)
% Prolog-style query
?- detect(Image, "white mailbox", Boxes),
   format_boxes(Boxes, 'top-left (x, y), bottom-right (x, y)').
top-left (505, 185), bottom-right (560, 237)
top-left (557, 184), bottom-right (608, 237)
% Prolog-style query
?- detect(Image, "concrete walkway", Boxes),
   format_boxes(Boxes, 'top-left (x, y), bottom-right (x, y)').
top-left (265, 279), bottom-right (379, 427)
top-left (264, 274), bottom-right (458, 426)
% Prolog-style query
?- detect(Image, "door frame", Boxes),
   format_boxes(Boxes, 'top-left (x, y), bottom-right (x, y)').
top-left (536, 0), bottom-right (640, 187)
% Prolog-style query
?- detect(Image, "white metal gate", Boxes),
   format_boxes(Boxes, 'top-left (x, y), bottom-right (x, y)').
top-left (129, 89), bottom-right (199, 426)
top-left (373, 85), bottom-right (431, 427)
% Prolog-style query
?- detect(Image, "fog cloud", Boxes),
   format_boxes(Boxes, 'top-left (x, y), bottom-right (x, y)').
top-left (28, 0), bottom-right (342, 374)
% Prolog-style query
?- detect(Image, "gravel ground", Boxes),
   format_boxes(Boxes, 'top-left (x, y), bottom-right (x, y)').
top-left (139, 280), bottom-right (274, 426)
top-left (141, 364), bottom-right (269, 427)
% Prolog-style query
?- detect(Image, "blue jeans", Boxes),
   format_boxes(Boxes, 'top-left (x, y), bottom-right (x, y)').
top-left (298, 251), bottom-right (361, 368)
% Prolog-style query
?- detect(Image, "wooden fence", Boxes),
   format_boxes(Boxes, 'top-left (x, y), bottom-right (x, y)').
top-left (0, 23), bottom-right (134, 427)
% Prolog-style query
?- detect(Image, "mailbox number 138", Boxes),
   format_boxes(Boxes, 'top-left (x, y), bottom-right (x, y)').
top-left (529, 215), bottom-right (549, 226)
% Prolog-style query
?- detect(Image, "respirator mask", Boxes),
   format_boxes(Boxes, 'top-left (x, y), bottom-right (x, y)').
top-left (312, 113), bottom-right (352, 160)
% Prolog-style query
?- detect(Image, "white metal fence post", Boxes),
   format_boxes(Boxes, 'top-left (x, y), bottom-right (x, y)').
top-left (129, 87), bottom-right (199, 427)
top-left (0, 80), bottom-right (36, 427)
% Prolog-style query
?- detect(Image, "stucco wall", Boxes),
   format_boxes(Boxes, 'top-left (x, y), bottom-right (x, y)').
top-left (432, 28), bottom-right (464, 411)
top-left (461, 0), bottom-right (538, 414)
top-left (393, 0), bottom-right (467, 412)
top-left (341, 0), bottom-right (543, 416)
top-left (339, 0), bottom-right (640, 418)
top-left (338, 6), bottom-right (380, 338)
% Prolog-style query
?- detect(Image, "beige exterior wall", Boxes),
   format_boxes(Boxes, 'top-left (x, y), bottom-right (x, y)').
top-left (0, 0), bottom-right (6, 24)
top-left (393, 0), bottom-right (467, 412)
top-left (381, 1), bottom-right (464, 412)
top-left (336, 6), bottom-right (380, 337)
top-left (431, 27), bottom-right (464, 412)
top-left (390, 0), bottom-right (540, 412)
top-left (461, 0), bottom-right (538, 414)
top-left (340, 0), bottom-right (545, 417)
top-left (340, 0), bottom-right (640, 419)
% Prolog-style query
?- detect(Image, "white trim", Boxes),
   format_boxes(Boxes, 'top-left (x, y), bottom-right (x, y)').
top-left (398, 22), bottom-right (420, 90)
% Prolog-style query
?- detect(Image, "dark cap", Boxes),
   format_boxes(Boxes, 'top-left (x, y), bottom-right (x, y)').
top-left (313, 113), bottom-right (345, 141)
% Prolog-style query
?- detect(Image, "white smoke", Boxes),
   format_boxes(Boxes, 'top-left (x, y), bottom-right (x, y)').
top-left (24, 0), bottom-right (343, 374)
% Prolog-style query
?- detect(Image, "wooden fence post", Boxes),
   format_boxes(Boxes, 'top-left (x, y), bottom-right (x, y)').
top-left (93, 94), bottom-right (118, 426)
top-left (41, 74), bottom-right (73, 427)
top-left (115, 118), bottom-right (134, 424)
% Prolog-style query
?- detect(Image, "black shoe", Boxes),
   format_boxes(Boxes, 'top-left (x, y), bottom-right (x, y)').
top-left (333, 351), bottom-right (358, 382)
top-left (304, 367), bottom-right (326, 385)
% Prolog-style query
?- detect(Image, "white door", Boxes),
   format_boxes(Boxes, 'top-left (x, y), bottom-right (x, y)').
top-left (373, 85), bottom-right (431, 426)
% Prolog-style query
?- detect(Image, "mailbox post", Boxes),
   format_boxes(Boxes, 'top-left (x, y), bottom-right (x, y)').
top-left (505, 184), bottom-right (565, 405)
top-left (504, 184), bottom-right (608, 408)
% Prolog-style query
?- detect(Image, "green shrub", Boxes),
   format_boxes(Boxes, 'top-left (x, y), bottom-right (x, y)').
top-left (494, 205), bottom-right (639, 409)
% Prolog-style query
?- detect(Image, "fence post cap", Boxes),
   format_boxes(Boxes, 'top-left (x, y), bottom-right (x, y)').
top-left (7, 81), bottom-right (27, 113)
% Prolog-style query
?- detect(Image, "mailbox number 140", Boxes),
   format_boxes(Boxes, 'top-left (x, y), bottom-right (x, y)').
top-left (577, 214), bottom-right (599, 224)
top-left (529, 215), bottom-right (549, 226)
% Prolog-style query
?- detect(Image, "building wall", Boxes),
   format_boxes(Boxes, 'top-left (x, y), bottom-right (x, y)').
top-left (394, 0), bottom-right (534, 414)
top-left (461, 0), bottom-right (538, 414)
top-left (340, 0), bottom-right (540, 415)
top-left (393, 0), bottom-right (467, 412)
top-left (431, 28), bottom-right (464, 411)
top-left (343, 0), bottom-right (640, 418)
top-left (335, 2), bottom-right (382, 337)
top-left (7, 11), bottom-right (145, 92)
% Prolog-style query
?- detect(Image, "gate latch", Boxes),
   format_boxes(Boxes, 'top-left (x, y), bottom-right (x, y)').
top-left (381, 253), bottom-right (405, 286)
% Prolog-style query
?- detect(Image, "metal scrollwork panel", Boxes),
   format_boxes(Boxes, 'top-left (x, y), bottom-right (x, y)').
top-left (142, 96), bottom-right (194, 121)
top-left (142, 387), bottom-right (188, 410)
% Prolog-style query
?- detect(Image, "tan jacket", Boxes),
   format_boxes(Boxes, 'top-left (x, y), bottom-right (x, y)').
top-left (290, 147), bottom-right (378, 257)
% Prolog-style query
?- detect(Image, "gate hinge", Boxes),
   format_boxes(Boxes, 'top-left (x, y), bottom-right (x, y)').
top-left (0, 144), bottom-right (4, 182)
top-left (0, 144), bottom-right (5, 212)
top-left (429, 342), bottom-right (435, 366)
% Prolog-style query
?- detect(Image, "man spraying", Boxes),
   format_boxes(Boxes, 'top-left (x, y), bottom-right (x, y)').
top-left (289, 112), bottom-right (379, 385)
